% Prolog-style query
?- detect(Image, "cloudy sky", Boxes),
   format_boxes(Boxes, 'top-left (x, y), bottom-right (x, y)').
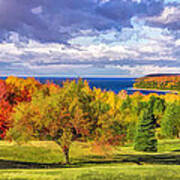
top-left (0, 0), bottom-right (180, 77)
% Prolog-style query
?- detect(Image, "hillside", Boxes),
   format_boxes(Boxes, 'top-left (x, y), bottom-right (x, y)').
top-left (145, 74), bottom-right (180, 77)
top-left (134, 74), bottom-right (180, 91)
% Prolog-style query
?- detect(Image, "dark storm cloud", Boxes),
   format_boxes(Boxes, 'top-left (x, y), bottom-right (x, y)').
top-left (0, 0), bottom-right (165, 43)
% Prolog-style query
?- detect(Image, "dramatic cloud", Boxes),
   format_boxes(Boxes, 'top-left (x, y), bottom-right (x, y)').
top-left (0, 0), bottom-right (164, 43)
top-left (0, 0), bottom-right (180, 76)
top-left (146, 5), bottom-right (180, 30)
top-left (106, 65), bottom-right (180, 76)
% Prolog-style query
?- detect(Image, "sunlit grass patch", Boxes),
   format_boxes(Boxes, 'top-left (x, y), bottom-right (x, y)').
top-left (0, 139), bottom-right (179, 179)
top-left (0, 165), bottom-right (180, 180)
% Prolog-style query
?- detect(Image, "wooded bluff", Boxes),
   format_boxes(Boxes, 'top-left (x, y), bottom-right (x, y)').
top-left (134, 74), bottom-right (180, 91)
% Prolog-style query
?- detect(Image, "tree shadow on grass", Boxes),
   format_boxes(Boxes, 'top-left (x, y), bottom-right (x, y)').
top-left (1, 152), bottom-right (180, 169)
top-left (73, 152), bottom-right (180, 166)
top-left (114, 153), bottom-right (180, 165)
top-left (0, 159), bottom-right (82, 169)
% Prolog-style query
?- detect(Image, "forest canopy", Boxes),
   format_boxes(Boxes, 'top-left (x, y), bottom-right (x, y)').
top-left (0, 76), bottom-right (180, 163)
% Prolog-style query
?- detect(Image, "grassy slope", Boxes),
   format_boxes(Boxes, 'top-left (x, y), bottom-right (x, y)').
top-left (0, 139), bottom-right (180, 179)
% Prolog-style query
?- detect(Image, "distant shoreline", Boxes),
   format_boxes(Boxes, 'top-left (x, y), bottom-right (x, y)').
top-left (129, 87), bottom-right (179, 93)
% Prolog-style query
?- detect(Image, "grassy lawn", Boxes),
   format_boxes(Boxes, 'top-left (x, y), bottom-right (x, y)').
top-left (1, 165), bottom-right (180, 180)
top-left (0, 139), bottom-right (180, 179)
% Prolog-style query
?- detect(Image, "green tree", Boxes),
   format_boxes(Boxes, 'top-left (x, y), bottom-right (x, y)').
top-left (134, 97), bottom-right (157, 152)
top-left (161, 103), bottom-right (180, 138)
top-left (153, 97), bottom-right (166, 119)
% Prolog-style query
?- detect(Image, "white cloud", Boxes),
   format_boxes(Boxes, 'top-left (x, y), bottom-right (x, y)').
top-left (107, 65), bottom-right (180, 76)
top-left (175, 39), bottom-right (180, 46)
top-left (0, 28), bottom-right (177, 66)
top-left (0, 21), bottom-right (178, 76)
top-left (132, 0), bottom-right (141, 3)
top-left (146, 6), bottom-right (180, 27)
top-left (31, 6), bottom-right (43, 15)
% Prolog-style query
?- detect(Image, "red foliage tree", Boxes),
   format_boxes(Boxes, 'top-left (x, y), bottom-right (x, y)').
top-left (0, 77), bottom-right (43, 138)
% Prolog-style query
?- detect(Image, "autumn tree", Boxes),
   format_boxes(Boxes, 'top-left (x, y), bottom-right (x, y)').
top-left (90, 88), bottom-right (129, 150)
top-left (6, 79), bottom-right (96, 164)
top-left (0, 77), bottom-right (44, 138)
top-left (0, 80), bottom-right (17, 138)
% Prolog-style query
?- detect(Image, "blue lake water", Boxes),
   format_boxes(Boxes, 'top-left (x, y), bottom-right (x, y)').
top-left (0, 77), bottom-right (169, 95)
top-left (37, 77), bottom-right (137, 94)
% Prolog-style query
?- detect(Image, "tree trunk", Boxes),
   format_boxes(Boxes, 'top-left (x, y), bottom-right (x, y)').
top-left (55, 141), bottom-right (70, 164)
top-left (177, 130), bottom-right (180, 138)
top-left (64, 147), bottom-right (70, 164)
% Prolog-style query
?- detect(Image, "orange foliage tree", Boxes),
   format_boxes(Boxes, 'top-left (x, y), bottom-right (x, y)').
top-left (0, 77), bottom-right (43, 138)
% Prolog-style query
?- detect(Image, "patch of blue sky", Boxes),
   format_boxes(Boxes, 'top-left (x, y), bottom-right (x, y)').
top-left (165, 0), bottom-right (180, 4)
top-left (70, 17), bottom-right (168, 49)
top-left (69, 36), bottom-right (98, 46)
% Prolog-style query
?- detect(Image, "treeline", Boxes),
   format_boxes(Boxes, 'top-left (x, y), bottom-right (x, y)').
top-left (134, 75), bottom-right (180, 90)
top-left (1, 76), bottom-right (180, 163)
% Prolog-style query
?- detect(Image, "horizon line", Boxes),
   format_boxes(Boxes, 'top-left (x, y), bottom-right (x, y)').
top-left (0, 75), bottom-right (140, 78)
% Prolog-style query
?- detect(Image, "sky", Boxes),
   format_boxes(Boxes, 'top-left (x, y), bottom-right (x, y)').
top-left (0, 0), bottom-right (180, 77)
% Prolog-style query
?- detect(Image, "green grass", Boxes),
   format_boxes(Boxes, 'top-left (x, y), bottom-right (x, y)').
top-left (1, 165), bottom-right (180, 180)
top-left (0, 141), bottom-right (64, 164)
top-left (0, 139), bottom-right (180, 179)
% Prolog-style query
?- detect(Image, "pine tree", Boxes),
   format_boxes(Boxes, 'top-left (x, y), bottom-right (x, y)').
top-left (134, 97), bottom-right (157, 152)
top-left (161, 103), bottom-right (180, 138)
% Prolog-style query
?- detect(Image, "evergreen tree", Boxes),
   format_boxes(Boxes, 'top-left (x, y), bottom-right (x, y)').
top-left (134, 97), bottom-right (157, 152)
top-left (161, 103), bottom-right (180, 138)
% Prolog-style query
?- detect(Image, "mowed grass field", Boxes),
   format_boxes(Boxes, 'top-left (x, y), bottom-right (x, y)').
top-left (0, 139), bottom-right (180, 179)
